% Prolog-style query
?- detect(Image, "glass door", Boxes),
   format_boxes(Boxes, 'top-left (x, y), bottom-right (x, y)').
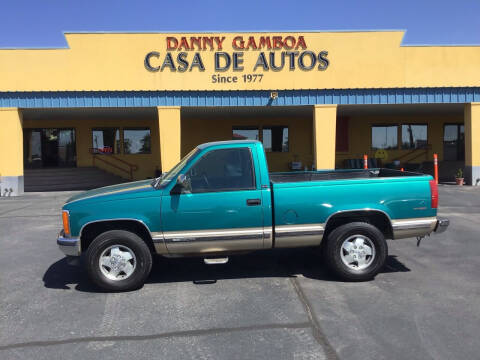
top-left (23, 128), bottom-right (76, 168)
top-left (58, 129), bottom-right (76, 167)
top-left (23, 129), bottom-right (43, 169)
top-left (443, 124), bottom-right (464, 161)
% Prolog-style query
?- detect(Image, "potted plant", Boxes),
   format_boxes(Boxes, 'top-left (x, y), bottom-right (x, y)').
top-left (455, 168), bottom-right (464, 186)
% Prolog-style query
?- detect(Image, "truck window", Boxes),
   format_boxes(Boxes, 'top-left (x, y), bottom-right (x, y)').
top-left (186, 148), bottom-right (255, 193)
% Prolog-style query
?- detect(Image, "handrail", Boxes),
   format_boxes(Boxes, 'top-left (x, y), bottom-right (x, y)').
top-left (394, 145), bottom-right (431, 164)
top-left (89, 148), bottom-right (137, 180)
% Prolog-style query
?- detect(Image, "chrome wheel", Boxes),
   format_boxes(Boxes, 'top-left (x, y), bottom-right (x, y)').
top-left (340, 235), bottom-right (375, 271)
top-left (99, 245), bottom-right (137, 281)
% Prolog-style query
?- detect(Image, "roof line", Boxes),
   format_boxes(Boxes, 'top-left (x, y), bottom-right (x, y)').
top-left (0, 29), bottom-right (478, 49)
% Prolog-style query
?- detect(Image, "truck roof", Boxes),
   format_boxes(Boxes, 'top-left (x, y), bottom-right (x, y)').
top-left (197, 140), bottom-right (261, 149)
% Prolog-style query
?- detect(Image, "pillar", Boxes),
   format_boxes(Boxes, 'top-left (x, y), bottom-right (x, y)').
top-left (157, 106), bottom-right (181, 173)
top-left (465, 103), bottom-right (480, 186)
top-left (0, 108), bottom-right (23, 196)
top-left (313, 104), bottom-right (337, 170)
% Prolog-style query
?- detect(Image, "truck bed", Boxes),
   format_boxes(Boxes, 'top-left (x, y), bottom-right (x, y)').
top-left (269, 168), bottom-right (424, 183)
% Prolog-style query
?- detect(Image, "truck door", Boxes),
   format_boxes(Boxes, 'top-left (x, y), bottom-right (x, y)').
top-left (161, 146), bottom-right (265, 254)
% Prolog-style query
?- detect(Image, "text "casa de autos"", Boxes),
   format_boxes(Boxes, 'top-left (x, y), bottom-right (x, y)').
top-left (144, 35), bottom-right (329, 72)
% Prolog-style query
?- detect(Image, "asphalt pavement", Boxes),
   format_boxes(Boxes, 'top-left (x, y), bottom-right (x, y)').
top-left (0, 186), bottom-right (479, 360)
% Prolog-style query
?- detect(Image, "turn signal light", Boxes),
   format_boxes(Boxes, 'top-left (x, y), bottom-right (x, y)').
top-left (62, 210), bottom-right (70, 236)
top-left (429, 180), bottom-right (438, 209)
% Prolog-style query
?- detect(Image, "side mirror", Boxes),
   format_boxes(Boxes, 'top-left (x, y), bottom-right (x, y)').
top-left (171, 174), bottom-right (190, 194)
top-left (176, 174), bottom-right (187, 187)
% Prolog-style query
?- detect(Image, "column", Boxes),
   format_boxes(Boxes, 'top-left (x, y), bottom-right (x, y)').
top-left (465, 103), bottom-right (480, 186)
top-left (0, 108), bottom-right (23, 196)
top-left (313, 104), bottom-right (337, 170)
top-left (157, 106), bottom-right (181, 173)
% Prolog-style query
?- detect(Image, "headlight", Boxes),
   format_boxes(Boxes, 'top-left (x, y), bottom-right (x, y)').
top-left (62, 210), bottom-right (70, 236)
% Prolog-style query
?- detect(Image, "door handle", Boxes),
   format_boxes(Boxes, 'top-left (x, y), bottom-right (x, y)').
top-left (246, 199), bottom-right (261, 206)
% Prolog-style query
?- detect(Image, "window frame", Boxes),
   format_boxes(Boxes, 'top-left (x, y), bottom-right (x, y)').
top-left (186, 147), bottom-right (257, 194)
top-left (400, 123), bottom-right (429, 150)
top-left (262, 125), bottom-right (289, 153)
top-left (91, 127), bottom-right (121, 155)
top-left (123, 127), bottom-right (152, 155)
top-left (370, 124), bottom-right (399, 150)
top-left (232, 125), bottom-right (290, 153)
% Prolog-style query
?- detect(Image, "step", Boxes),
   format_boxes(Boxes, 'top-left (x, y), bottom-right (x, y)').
top-left (204, 257), bottom-right (229, 265)
top-left (22, 167), bottom-right (129, 192)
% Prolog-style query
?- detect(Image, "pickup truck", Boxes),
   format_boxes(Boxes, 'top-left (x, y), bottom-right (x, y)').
top-left (57, 140), bottom-right (449, 291)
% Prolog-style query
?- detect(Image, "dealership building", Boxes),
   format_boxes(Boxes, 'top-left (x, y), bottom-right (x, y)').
top-left (0, 31), bottom-right (479, 196)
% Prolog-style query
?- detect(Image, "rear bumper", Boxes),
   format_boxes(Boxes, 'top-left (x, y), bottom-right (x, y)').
top-left (392, 216), bottom-right (449, 239)
top-left (434, 218), bottom-right (449, 234)
top-left (57, 230), bottom-right (80, 256)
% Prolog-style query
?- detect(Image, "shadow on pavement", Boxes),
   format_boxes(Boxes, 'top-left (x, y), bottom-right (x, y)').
top-left (42, 248), bottom-right (410, 293)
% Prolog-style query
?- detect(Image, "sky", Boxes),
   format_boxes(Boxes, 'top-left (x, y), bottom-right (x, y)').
top-left (0, 0), bottom-right (479, 48)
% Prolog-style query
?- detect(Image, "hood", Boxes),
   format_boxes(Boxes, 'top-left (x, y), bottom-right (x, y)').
top-left (64, 179), bottom-right (155, 205)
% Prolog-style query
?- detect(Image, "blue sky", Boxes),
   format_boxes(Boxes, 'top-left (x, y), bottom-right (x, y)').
top-left (0, 0), bottom-right (479, 48)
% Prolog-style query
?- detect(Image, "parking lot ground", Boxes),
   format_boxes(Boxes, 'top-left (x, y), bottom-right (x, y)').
top-left (1, 186), bottom-right (479, 360)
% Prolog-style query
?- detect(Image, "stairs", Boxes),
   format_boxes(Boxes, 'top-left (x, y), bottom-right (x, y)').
top-left (24, 167), bottom-right (129, 192)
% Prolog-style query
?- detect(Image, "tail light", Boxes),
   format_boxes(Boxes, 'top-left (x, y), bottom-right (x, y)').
top-left (62, 210), bottom-right (71, 236)
top-left (429, 180), bottom-right (438, 209)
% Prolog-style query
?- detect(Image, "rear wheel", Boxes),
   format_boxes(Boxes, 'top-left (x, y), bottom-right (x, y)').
top-left (325, 222), bottom-right (387, 281)
top-left (85, 230), bottom-right (152, 291)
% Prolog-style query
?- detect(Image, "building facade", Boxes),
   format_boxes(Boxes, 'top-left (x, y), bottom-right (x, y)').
top-left (0, 31), bottom-right (479, 195)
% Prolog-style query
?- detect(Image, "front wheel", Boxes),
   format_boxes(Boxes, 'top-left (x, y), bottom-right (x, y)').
top-left (325, 222), bottom-right (388, 281)
top-left (85, 230), bottom-right (152, 291)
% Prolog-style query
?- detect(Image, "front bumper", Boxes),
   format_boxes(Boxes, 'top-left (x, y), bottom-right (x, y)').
top-left (434, 217), bottom-right (450, 234)
top-left (57, 230), bottom-right (81, 256)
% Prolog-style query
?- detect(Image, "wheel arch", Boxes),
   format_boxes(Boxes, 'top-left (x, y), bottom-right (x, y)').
top-left (80, 219), bottom-right (155, 254)
top-left (324, 210), bottom-right (393, 241)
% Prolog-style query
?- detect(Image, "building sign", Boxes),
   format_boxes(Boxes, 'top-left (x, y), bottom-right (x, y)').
top-left (144, 35), bottom-right (329, 84)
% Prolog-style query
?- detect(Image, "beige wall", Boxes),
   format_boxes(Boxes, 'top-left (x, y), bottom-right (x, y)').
top-left (19, 107), bottom-right (467, 180)
top-left (181, 113), bottom-right (314, 172)
top-left (335, 114), bottom-right (464, 168)
top-left (0, 108), bottom-right (23, 177)
top-left (22, 117), bottom-right (161, 180)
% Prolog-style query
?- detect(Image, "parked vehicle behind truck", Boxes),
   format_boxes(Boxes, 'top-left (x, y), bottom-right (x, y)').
top-left (57, 140), bottom-right (449, 291)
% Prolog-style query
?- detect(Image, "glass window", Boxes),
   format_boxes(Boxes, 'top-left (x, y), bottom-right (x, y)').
top-left (263, 126), bottom-right (289, 152)
top-left (401, 124), bottom-right (428, 149)
top-left (232, 127), bottom-right (259, 141)
top-left (371, 125), bottom-right (398, 150)
top-left (124, 128), bottom-right (151, 154)
top-left (186, 148), bottom-right (255, 193)
top-left (92, 128), bottom-right (120, 154)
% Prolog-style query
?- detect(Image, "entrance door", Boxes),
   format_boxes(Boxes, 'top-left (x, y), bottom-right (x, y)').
top-left (24, 128), bottom-right (76, 168)
top-left (161, 146), bottom-right (265, 254)
top-left (443, 124), bottom-right (465, 161)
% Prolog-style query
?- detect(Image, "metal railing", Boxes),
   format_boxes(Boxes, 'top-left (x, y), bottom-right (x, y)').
top-left (394, 145), bottom-right (432, 165)
top-left (89, 148), bottom-right (138, 180)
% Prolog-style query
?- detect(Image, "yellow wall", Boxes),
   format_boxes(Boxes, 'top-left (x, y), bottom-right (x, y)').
top-left (22, 117), bottom-right (161, 180)
top-left (158, 106), bottom-right (181, 172)
top-left (181, 113), bottom-right (314, 172)
top-left (335, 114), bottom-right (464, 168)
top-left (0, 32), bottom-right (479, 91)
top-left (0, 108), bottom-right (23, 177)
top-left (465, 103), bottom-right (480, 167)
top-left (314, 105), bottom-right (337, 170)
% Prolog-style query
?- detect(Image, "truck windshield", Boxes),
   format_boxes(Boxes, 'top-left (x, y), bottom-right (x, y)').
top-left (152, 148), bottom-right (200, 189)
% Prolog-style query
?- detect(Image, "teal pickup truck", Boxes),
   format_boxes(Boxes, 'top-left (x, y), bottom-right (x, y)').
top-left (57, 140), bottom-right (449, 291)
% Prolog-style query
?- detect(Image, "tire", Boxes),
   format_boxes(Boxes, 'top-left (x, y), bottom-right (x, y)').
top-left (325, 222), bottom-right (388, 281)
top-left (85, 230), bottom-right (153, 291)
